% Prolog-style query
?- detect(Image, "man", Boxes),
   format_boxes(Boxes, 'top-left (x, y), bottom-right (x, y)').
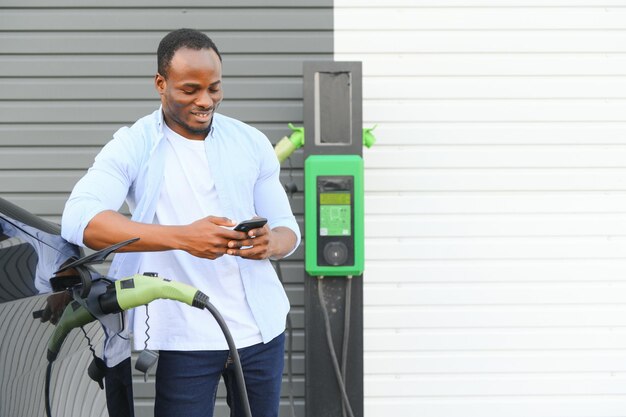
top-left (61, 28), bottom-right (300, 417)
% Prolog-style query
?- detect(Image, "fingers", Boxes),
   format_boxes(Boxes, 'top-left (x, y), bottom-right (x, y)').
top-left (228, 246), bottom-right (265, 259)
top-left (50, 312), bottom-right (61, 325)
top-left (40, 308), bottom-right (61, 325)
top-left (206, 215), bottom-right (236, 227)
top-left (227, 239), bottom-right (250, 255)
top-left (39, 291), bottom-right (73, 325)
top-left (240, 224), bottom-right (268, 239)
top-left (227, 237), bottom-right (270, 259)
top-left (187, 216), bottom-right (270, 259)
top-left (40, 306), bottom-right (53, 323)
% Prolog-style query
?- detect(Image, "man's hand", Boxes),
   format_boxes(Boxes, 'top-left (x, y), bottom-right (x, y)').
top-left (180, 216), bottom-right (241, 259)
top-left (40, 291), bottom-right (72, 325)
top-left (226, 223), bottom-right (297, 261)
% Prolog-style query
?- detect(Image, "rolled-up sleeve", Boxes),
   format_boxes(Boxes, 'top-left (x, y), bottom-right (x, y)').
top-left (253, 135), bottom-right (301, 257)
top-left (61, 128), bottom-right (139, 247)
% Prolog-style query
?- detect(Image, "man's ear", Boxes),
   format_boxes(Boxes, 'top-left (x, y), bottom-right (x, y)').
top-left (155, 73), bottom-right (166, 95)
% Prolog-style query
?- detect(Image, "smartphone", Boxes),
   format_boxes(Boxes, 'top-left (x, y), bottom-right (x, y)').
top-left (233, 217), bottom-right (267, 233)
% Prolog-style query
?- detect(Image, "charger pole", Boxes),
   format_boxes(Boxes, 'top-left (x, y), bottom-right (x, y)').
top-left (303, 61), bottom-right (364, 417)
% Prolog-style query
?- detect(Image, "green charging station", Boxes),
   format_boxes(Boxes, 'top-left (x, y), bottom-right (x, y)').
top-left (304, 155), bottom-right (364, 276)
top-left (302, 61), bottom-right (365, 417)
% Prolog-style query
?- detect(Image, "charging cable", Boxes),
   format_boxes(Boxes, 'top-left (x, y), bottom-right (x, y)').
top-left (317, 276), bottom-right (355, 417)
top-left (43, 276), bottom-right (253, 417)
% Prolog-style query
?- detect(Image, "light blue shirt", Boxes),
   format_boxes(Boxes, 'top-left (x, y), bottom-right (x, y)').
top-left (62, 108), bottom-right (300, 364)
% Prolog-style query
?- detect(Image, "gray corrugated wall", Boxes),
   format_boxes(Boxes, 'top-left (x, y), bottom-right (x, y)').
top-left (0, 1), bottom-right (332, 416)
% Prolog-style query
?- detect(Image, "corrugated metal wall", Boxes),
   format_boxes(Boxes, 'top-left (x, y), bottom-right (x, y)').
top-left (0, 1), bottom-right (332, 416)
top-left (335, 0), bottom-right (626, 416)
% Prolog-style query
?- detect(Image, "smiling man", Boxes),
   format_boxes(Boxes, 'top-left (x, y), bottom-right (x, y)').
top-left (155, 39), bottom-right (223, 140)
top-left (61, 29), bottom-right (300, 417)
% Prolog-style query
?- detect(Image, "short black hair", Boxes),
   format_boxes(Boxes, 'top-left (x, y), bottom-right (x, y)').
top-left (157, 28), bottom-right (222, 78)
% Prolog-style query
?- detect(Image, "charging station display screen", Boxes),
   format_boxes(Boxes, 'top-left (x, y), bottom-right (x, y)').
top-left (319, 192), bottom-right (351, 236)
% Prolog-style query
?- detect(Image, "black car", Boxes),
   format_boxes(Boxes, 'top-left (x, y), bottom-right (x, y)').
top-left (0, 196), bottom-right (108, 417)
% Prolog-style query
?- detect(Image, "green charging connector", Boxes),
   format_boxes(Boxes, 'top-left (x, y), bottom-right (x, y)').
top-left (114, 274), bottom-right (201, 310)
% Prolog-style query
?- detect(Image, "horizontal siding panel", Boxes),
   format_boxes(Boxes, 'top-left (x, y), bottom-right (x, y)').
top-left (365, 77), bottom-right (626, 99)
top-left (2, 0), bottom-right (332, 6)
top-left (0, 101), bottom-right (302, 124)
top-left (363, 259), bottom-right (626, 283)
top-left (0, 32), bottom-right (332, 54)
top-left (364, 306), bottom-right (626, 328)
top-left (365, 375), bottom-right (626, 397)
top-left (0, 172), bottom-right (81, 191)
top-left (0, 124), bottom-right (119, 146)
top-left (11, 0), bottom-right (618, 6)
top-left (366, 351), bottom-right (626, 372)
top-left (364, 328), bottom-right (626, 352)
top-left (0, 77), bottom-right (302, 100)
top-left (365, 237), bottom-right (626, 260)
top-left (337, 8), bottom-right (626, 30)
top-left (364, 398), bottom-right (626, 417)
top-left (364, 169), bottom-right (626, 191)
top-left (335, 31), bottom-right (626, 53)
top-left (0, 195), bottom-right (70, 215)
top-left (0, 54), bottom-right (331, 77)
top-left (366, 213), bottom-right (626, 237)
top-left (365, 123), bottom-right (626, 145)
top-left (341, 0), bottom-right (626, 5)
top-left (365, 146), bottom-right (626, 168)
top-left (0, 9), bottom-right (332, 31)
top-left (363, 282), bottom-right (626, 306)
top-left (339, 53), bottom-right (626, 77)
top-left (363, 100), bottom-right (626, 123)
top-left (365, 192), bottom-right (626, 214)
top-left (0, 148), bottom-right (98, 169)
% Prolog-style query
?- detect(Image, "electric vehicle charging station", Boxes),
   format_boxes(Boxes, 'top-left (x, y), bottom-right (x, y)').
top-left (302, 61), bottom-right (365, 417)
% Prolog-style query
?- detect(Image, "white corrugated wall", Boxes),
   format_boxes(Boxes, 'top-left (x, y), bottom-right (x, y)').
top-left (335, 1), bottom-right (626, 416)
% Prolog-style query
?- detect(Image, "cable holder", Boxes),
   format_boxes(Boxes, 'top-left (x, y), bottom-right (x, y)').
top-left (135, 303), bottom-right (159, 382)
top-left (81, 325), bottom-right (107, 390)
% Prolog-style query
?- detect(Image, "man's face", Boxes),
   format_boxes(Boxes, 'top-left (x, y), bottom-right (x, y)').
top-left (155, 47), bottom-right (223, 140)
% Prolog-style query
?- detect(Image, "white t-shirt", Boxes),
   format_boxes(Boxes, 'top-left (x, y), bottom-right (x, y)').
top-left (132, 124), bottom-right (262, 351)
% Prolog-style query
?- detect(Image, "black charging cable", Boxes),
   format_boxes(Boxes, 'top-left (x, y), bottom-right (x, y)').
top-left (341, 277), bottom-right (353, 417)
top-left (44, 296), bottom-right (253, 417)
top-left (44, 362), bottom-right (53, 417)
top-left (202, 300), bottom-right (253, 417)
top-left (317, 276), bottom-right (355, 417)
top-left (45, 324), bottom-right (99, 417)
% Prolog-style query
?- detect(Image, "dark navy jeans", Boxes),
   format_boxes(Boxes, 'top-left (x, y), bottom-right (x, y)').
top-left (154, 333), bottom-right (285, 417)
top-left (105, 357), bottom-right (135, 417)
